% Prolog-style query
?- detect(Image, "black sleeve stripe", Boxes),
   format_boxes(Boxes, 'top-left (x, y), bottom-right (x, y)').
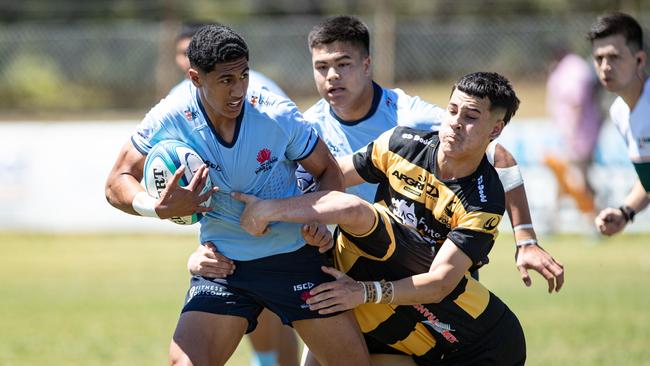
top-left (295, 129), bottom-right (318, 161)
top-left (446, 228), bottom-right (495, 266)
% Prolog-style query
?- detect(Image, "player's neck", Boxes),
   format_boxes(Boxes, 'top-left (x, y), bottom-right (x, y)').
top-left (435, 148), bottom-right (484, 180)
top-left (331, 82), bottom-right (375, 122)
top-left (199, 92), bottom-right (238, 143)
top-left (620, 73), bottom-right (647, 110)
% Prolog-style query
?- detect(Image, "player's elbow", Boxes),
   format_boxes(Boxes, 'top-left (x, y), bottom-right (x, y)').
top-left (327, 191), bottom-right (369, 224)
top-left (493, 143), bottom-right (517, 168)
top-left (104, 174), bottom-right (122, 209)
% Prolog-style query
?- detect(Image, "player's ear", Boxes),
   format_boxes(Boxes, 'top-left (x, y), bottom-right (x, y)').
top-left (363, 55), bottom-right (372, 75)
top-left (635, 51), bottom-right (646, 71)
top-left (188, 68), bottom-right (201, 87)
top-left (489, 120), bottom-right (505, 140)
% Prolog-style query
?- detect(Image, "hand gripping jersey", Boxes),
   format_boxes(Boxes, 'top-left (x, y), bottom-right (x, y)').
top-left (339, 126), bottom-right (512, 363)
top-left (132, 83), bottom-right (318, 260)
top-left (609, 77), bottom-right (650, 192)
top-left (301, 82), bottom-right (445, 202)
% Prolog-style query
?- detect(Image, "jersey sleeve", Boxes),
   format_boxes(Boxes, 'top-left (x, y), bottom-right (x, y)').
top-left (395, 88), bottom-right (445, 131)
top-left (131, 100), bottom-right (181, 155)
top-left (446, 210), bottom-right (502, 267)
top-left (352, 128), bottom-right (395, 184)
top-left (274, 100), bottom-right (319, 161)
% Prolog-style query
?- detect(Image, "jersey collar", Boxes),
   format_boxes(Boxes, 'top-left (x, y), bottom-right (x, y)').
top-left (329, 81), bottom-right (383, 126)
top-left (196, 88), bottom-right (245, 148)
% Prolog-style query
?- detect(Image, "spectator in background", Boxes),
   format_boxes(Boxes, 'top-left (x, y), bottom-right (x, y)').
top-left (173, 22), bottom-right (299, 366)
top-left (544, 43), bottom-right (604, 229)
top-left (588, 12), bottom-right (650, 235)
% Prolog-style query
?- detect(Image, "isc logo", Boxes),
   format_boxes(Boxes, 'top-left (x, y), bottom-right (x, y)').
top-left (293, 282), bottom-right (314, 292)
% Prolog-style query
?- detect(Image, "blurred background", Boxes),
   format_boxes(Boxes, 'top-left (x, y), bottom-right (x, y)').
top-left (1, 1), bottom-right (649, 366)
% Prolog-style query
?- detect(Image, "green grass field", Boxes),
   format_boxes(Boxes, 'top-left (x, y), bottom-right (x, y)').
top-left (1, 232), bottom-right (649, 365)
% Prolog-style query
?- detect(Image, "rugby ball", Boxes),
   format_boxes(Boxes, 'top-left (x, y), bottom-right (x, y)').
top-left (143, 140), bottom-right (212, 225)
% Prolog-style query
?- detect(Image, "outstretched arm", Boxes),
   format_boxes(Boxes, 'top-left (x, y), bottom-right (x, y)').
top-left (493, 143), bottom-right (564, 293)
top-left (306, 238), bottom-right (472, 313)
top-left (232, 190), bottom-right (377, 237)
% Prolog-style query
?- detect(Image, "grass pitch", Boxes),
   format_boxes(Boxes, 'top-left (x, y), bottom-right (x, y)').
top-left (1, 231), bottom-right (648, 365)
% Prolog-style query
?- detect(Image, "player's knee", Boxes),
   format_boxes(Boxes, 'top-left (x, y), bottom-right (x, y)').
top-left (169, 345), bottom-right (194, 366)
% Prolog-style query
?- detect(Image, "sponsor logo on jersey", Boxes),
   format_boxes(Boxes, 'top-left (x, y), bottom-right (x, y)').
top-left (413, 304), bottom-right (458, 344)
top-left (250, 95), bottom-right (275, 107)
top-left (391, 198), bottom-right (418, 227)
top-left (255, 148), bottom-right (278, 174)
top-left (483, 216), bottom-right (500, 231)
top-left (401, 133), bottom-right (432, 146)
top-left (184, 109), bottom-right (198, 121)
top-left (391, 170), bottom-right (436, 197)
top-left (204, 160), bottom-right (222, 172)
top-left (477, 175), bottom-right (487, 203)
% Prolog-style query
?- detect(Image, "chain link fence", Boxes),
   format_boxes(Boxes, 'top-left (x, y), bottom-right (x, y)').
top-left (0, 13), bottom-right (648, 112)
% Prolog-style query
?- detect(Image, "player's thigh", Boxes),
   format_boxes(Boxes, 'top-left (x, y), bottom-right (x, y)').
top-left (248, 308), bottom-right (276, 350)
top-left (292, 311), bottom-right (370, 366)
top-left (170, 311), bottom-right (248, 366)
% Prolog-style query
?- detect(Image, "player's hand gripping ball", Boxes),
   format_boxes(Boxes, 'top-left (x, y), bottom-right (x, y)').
top-left (143, 140), bottom-right (212, 225)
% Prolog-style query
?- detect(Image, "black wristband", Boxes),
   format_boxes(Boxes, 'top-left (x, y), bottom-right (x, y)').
top-left (619, 205), bottom-right (636, 223)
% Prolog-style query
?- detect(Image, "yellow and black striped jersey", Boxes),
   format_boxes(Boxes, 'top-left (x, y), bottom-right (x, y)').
top-left (352, 126), bottom-right (505, 271)
top-left (333, 204), bottom-right (508, 363)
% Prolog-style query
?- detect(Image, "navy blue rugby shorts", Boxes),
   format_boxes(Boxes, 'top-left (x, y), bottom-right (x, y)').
top-left (181, 244), bottom-right (339, 333)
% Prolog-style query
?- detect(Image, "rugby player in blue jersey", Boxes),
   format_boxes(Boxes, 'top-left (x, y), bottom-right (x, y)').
top-left (105, 24), bottom-right (370, 366)
top-left (172, 21), bottom-right (300, 366)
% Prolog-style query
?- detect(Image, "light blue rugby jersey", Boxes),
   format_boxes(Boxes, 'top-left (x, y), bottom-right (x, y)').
top-left (132, 83), bottom-right (318, 260)
top-left (303, 82), bottom-right (445, 202)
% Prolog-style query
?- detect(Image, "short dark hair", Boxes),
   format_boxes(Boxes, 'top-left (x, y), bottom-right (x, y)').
top-left (452, 72), bottom-right (520, 125)
top-left (308, 15), bottom-right (370, 56)
top-left (187, 24), bottom-right (249, 73)
top-left (177, 21), bottom-right (221, 42)
top-left (587, 12), bottom-right (643, 52)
